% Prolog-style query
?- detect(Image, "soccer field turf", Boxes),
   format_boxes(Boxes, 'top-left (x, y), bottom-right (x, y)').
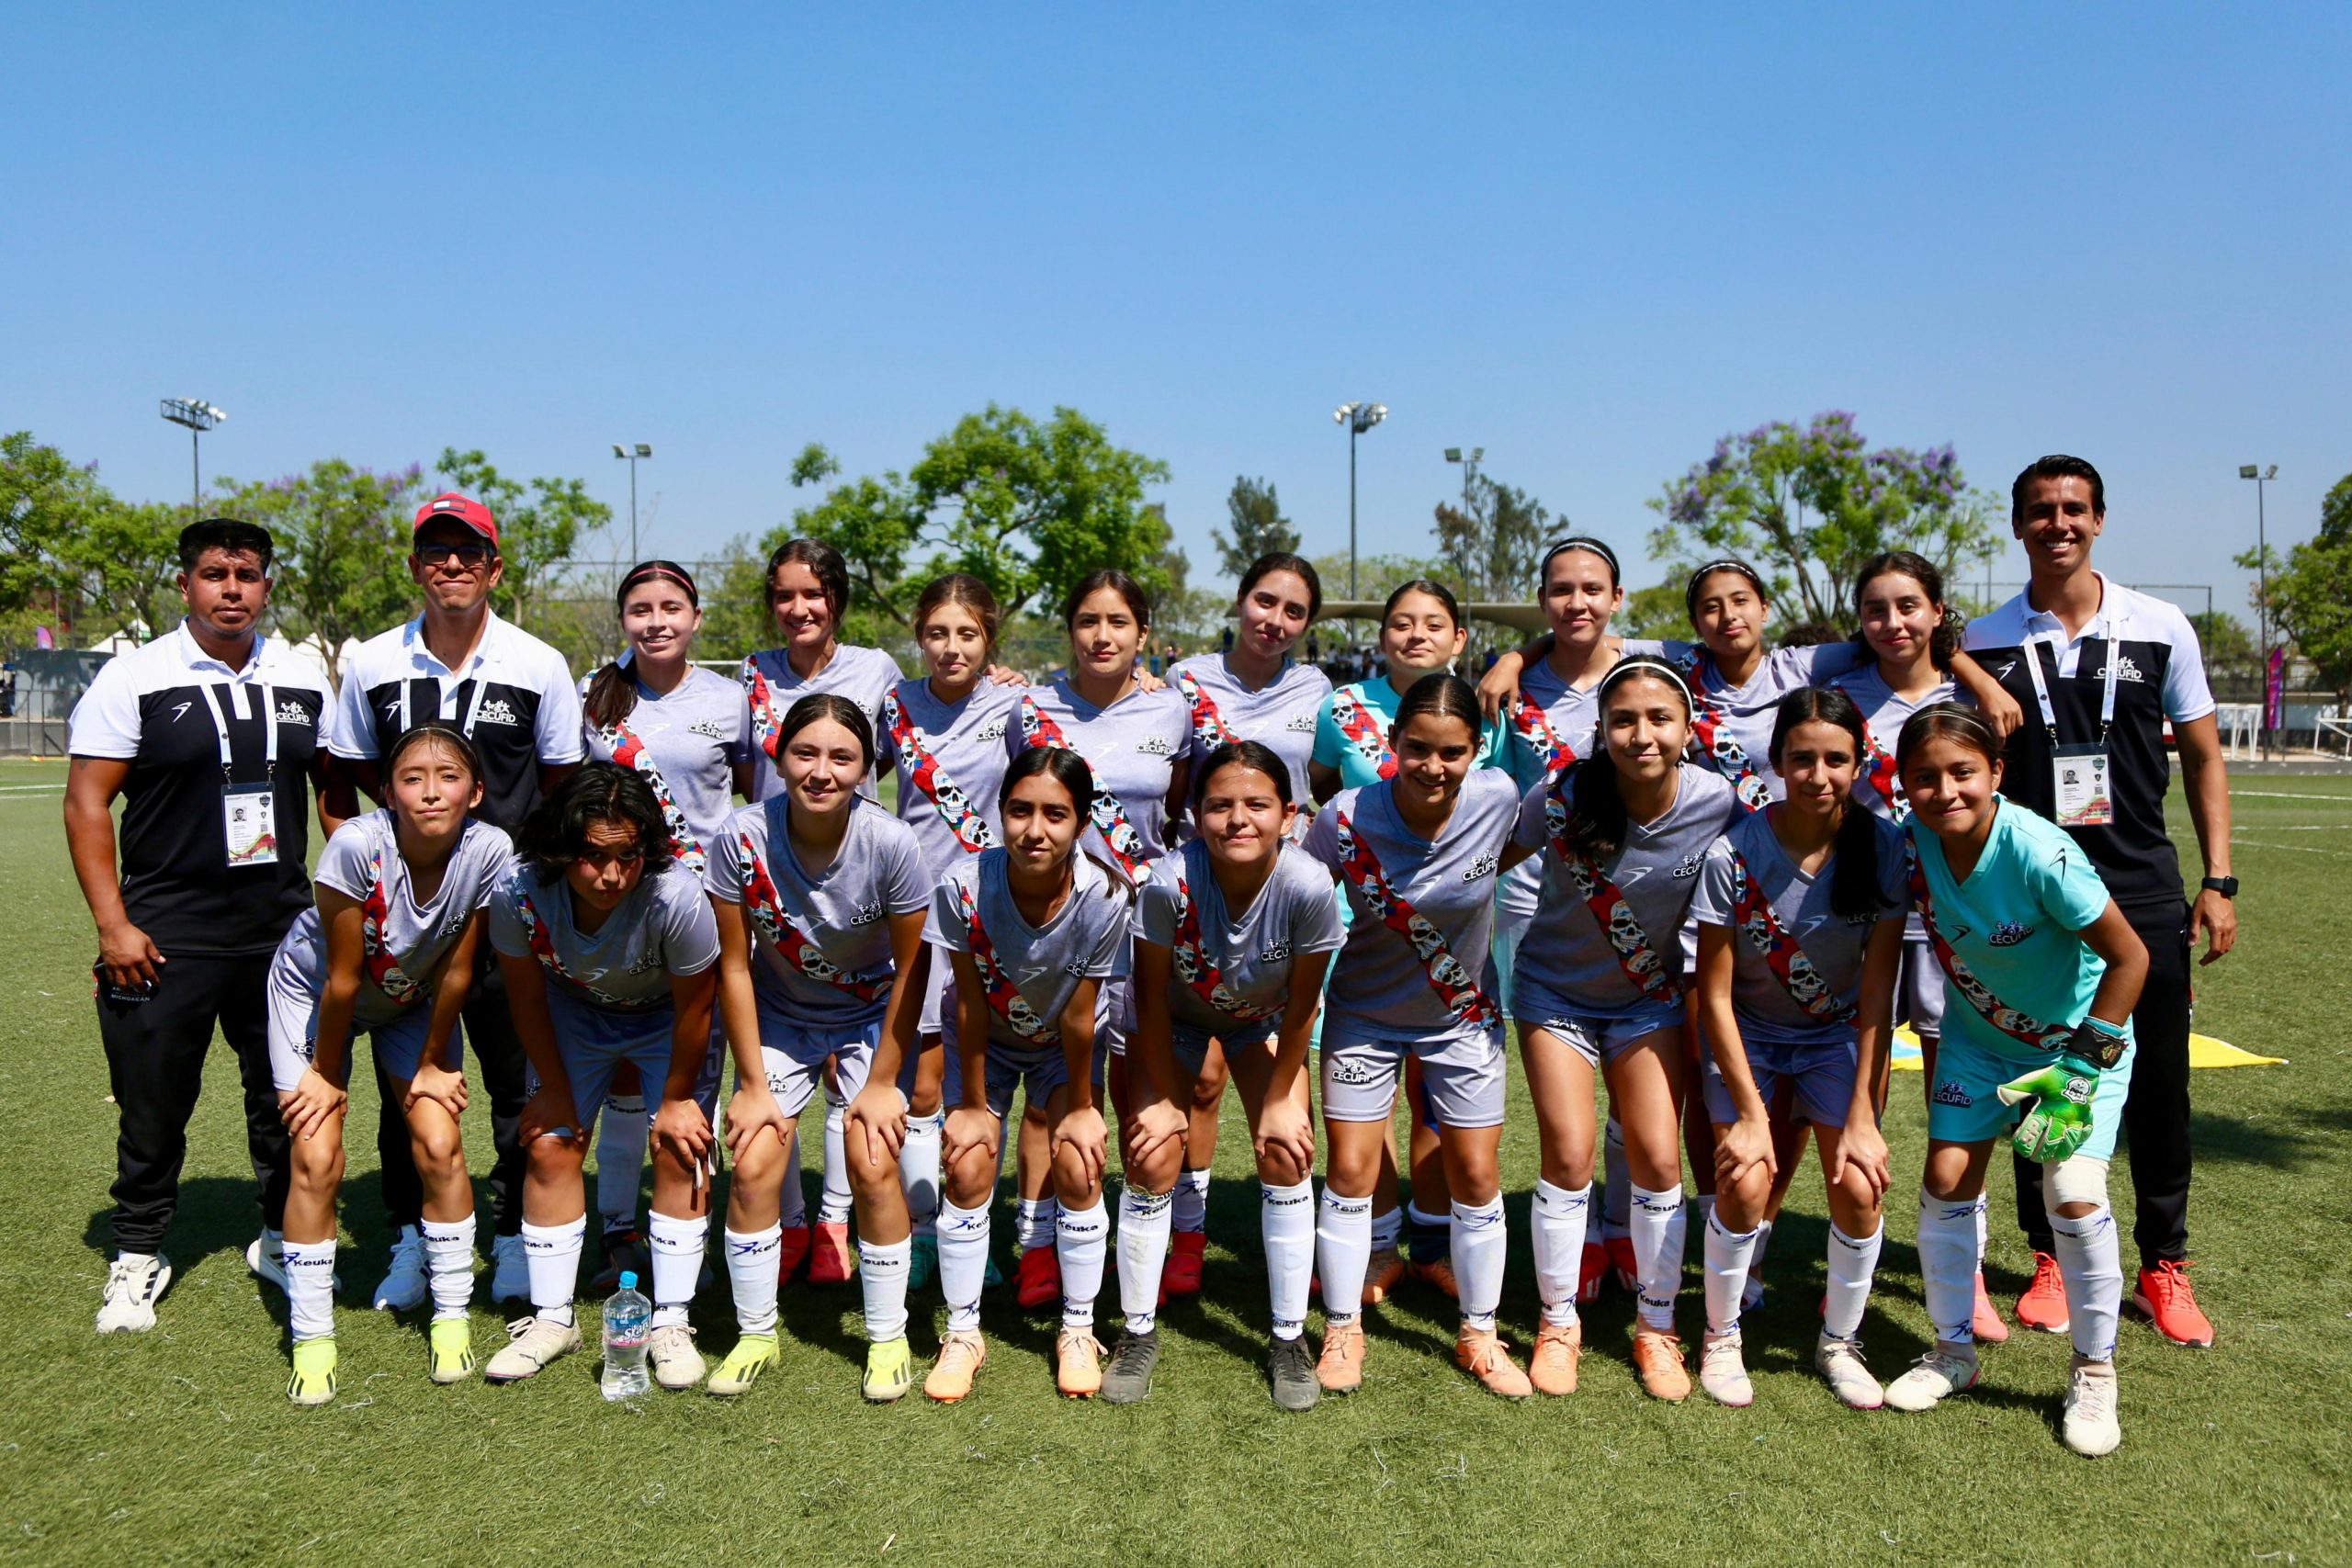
top-left (3, 762), bottom-right (2346, 1565)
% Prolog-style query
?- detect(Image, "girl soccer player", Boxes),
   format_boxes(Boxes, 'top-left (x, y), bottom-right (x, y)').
top-left (923, 748), bottom-right (1135, 1401)
top-left (1506, 657), bottom-right (1741, 1401)
top-left (267, 723), bottom-right (513, 1404)
top-left (1304, 674), bottom-right (1532, 1400)
top-left (1115, 740), bottom-right (1344, 1408)
top-left (478, 763), bottom-right (722, 1390)
top-left (1161, 554), bottom-right (1331, 1297)
top-left (1882, 704), bottom-right (2146, 1458)
top-left (1690, 688), bottom-right (1907, 1408)
top-left (704, 695), bottom-right (933, 1402)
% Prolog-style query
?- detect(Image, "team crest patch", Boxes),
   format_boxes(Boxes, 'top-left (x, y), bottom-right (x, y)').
top-left (1988, 922), bottom-right (2034, 947)
top-left (1326, 1055), bottom-right (1378, 1087)
top-left (475, 698), bottom-right (520, 727)
top-left (1464, 853), bottom-right (1498, 881)
top-left (975, 716), bottom-right (1008, 742)
top-left (2102, 654), bottom-right (2145, 684)
top-left (689, 717), bottom-right (731, 740)
top-left (1287, 713), bottom-right (1319, 732)
top-left (851, 899), bottom-right (884, 926)
top-left (1671, 853), bottom-right (1703, 879)
top-left (1260, 940), bottom-right (1293, 963)
top-left (1933, 1079), bottom-right (1973, 1108)
top-left (1136, 736), bottom-right (1178, 758)
top-left (276, 700), bottom-right (313, 726)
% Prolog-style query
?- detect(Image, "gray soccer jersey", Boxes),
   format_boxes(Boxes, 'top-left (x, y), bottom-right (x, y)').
top-left (1134, 839), bottom-right (1345, 1042)
top-left (1170, 653), bottom-right (1331, 814)
top-left (1492, 650), bottom-right (1618, 919)
top-left (487, 861), bottom-right (720, 1041)
top-left (924, 848), bottom-right (1131, 1053)
top-left (706, 795), bottom-right (931, 1028)
top-left (741, 642), bottom-right (904, 803)
top-left (582, 663), bottom-right (756, 863)
top-left (1009, 679), bottom-right (1190, 869)
top-left (1649, 638), bottom-right (1871, 799)
top-left (876, 676), bottom-right (1021, 874)
top-left (1510, 761), bottom-right (1741, 1012)
top-left (1300, 769), bottom-right (1519, 1046)
top-left (1825, 663), bottom-right (1959, 823)
top-left (268, 810), bottom-right (514, 1030)
top-left (1688, 806), bottom-right (1908, 1045)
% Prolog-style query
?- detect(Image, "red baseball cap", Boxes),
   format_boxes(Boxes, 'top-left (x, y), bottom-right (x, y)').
top-left (413, 492), bottom-right (499, 547)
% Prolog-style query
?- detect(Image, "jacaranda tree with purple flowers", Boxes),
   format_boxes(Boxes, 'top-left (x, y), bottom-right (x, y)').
top-left (1647, 412), bottom-right (1998, 632)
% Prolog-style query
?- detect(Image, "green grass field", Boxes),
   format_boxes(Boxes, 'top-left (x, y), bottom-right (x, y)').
top-left (3, 761), bottom-right (2347, 1566)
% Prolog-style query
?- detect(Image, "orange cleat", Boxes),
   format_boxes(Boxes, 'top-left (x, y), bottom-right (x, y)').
top-left (1316, 1317), bottom-right (1366, 1393)
top-left (2132, 1260), bottom-right (2214, 1347)
top-left (1015, 1246), bottom-right (1061, 1310)
top-left (2016, 1251), bottom-right (2071, 1335)
top-left (925, 1329), bottom-right (987, 1403)
top-left (1578, 1240), bottom-right (1608, 1306)
top-left (1411, 1255), bottom-right (1459, 1301)
top-left (1971, 1270), bottom-right (2011, 1344)
top-left (1604, 1235), bottom-right (1640, 1294)
top-left (1362, 1247), bottom-right (1406, 1307)
top-left (775, 1224), bottom-right (811, 1285)
top-left (808, 1221), bottom-right (854, 1285)
top-left (1055, 1327), bottom-right (1104, 1397)
top-left (1162, 1231), bottom-right (1206, 1297)
top-left (1528, 1320), bottom-right (1582, 1396)
top-left (1632, 1325), bottom-right (1691, 1402)
top-left (1456, 1327), bottom-right (1532, 1399)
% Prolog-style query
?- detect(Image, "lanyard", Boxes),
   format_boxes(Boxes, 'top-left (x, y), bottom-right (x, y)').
top-left (201, 682), bottom-right (277, 781)
top-left (2022, 632), bottom-right (2120, 749)
top-left (399, 675), bottom-right (488, 737)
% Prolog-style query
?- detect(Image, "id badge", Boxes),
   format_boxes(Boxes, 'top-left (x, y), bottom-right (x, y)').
top-left (223, 782), bottom-right (280, 866)
top-left (2052, 744), bottom-right (2114, 829)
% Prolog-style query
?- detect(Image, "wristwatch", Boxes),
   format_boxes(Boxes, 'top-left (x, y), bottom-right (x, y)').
top-left (2201, 875), bottom-right (2239, 898)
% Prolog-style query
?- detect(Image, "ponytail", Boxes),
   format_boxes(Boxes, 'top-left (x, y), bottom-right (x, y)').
top-left (583, 660), bottom-right (637, 730)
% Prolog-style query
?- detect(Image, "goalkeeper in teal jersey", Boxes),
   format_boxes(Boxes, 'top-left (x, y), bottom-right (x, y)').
top-left (1883, 704), bottom-right (2148, 1458)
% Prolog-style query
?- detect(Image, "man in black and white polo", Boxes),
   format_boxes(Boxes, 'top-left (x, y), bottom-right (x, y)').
top-left (331, 492), bottom-right (582, 1308)
top-left (66, 518), bottom-right (343, 1333)
top-left (1966, 455), bottom-right (2236, 1348)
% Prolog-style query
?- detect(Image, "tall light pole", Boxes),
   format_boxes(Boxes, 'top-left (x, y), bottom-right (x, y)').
top-left (2240, 462), bottom-right (2278, 760)
top-left (1333, 401), bottom-right (1387, 604)
top-left (160, 399), bottom-right (227, 510)
top-left (1443, 445), bottom-right (1484, 520)
top-left (613, 443), bottom-right (653, 563)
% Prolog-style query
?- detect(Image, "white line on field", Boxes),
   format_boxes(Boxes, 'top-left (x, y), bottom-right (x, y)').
top-left (0, 784), bottom-right (64, 794)
top-left (2232, 790), bottom-right (2352, 803)
top-left (2234, 840), bottom-right (2352, 858)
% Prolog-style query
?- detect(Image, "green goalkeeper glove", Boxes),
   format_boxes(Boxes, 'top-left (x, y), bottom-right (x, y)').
top-left (1996, 1052), bottom-right (2101, 1163)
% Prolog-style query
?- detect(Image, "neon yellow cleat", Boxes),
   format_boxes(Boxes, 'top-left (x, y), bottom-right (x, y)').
top-left (428, 1317), bottom-right (478, 1384)
top-left (862, 1337), bottom-right (914, 1403)
top-left (707, 1332), bottom-right (780, 1397)
top-left (287, 1338), bottom-right (339, 1406)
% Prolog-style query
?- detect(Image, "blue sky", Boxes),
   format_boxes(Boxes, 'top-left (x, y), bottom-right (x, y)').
top-left (6, 3), bottom-right (2346, 622)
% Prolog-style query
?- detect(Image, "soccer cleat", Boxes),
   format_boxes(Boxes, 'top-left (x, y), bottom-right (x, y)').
top-left (907, 1234), bottom-right (939, 1292)
top-left (706, 1332), bottom-right (780, 1397)
top-left (1577, 1240), bottom-right (1608, 1306)
top-left (483, 1314), bottom-right (582, 1382)
top-left (1361, 1247), bottom-right (1407, 1307)
top-left (246, 1230), bottom-right (288, 1294)
top-left (2016, 1251), bottom-right (2071, 1335)
top-left (1055, 1327), bottom-right (1105, 1398)
top-left (1316, 1317), bottom-right (1366, 1394)
top-left (96, 1253), bottom-right (172, 1335)
top-left (1015, 1247), bottom-right (1061, 1310)
top-left (775, 1224), bottom-right (812, 1285)
top-left (1455, 1328), bottom-right (1532, 1400)
top-left (1267, 1335), bottom-right (1319, 1412)
top-left (808, 1221), bottom-right (854, 1286)
top-left (1632, 1326), bottom-right (1691, 1403)
top-left (2132, 1260), bottom-right (2215, 1348)
top-left (1410, 1255), bottom-right (1460, 1302)
top-left (2062, 1359), bottom-right (2122, 1457)
top-left (589, 1229), bottom-right (645, 1296)
top-left (1815, 1332), bottom-right (1884, 1410)
top-left (371, 1226), bottom-right (427, 1312)
top-left (1100, 1326), bottom-right (1161, 1404)
top-left (286, 1338), bottom-right (338, 1406)
top-left (1972, 1271), bottom-right (2011, 1343)
top-left (648, 1324), bottom-right (705, 1390)
top-left (1529, 1320), bottom-right (1582, 1396)
top-left (1699, 1328), bottom-right (1753, 1407)
top-left (925, 1329), bottom-right (988, 1403)
top-left (1163, 1231), bottom-right (1206, 1297)
top-left (862, 1337), bottom-right (915, 1403)
top-left (489, 1233), bottom-right (530, 1305)
top-left (428, 1317), bottom-right (478, 1384)
top-left (1605, 1234), bottom-right (1640, 1293)
top-left (1883, 1343), bottom-right (1981, 1412)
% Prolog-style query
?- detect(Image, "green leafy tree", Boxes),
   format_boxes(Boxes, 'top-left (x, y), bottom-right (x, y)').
top-left (435, 447), bottom-right (613, 629)
top-left (1434, 465), bottom-right (1549, 606)
top-left (1619, 580), bottom-right (1690, 641)
top-left (1, 432), bottom-right (182, 645)
top-left (1213, 476), bottom-right (1300, 581)
top-left (211, 460), bottom-right (428, 683)
top-left (1648, 412), bottom-right (1998, 632)
top-left (2237, 472), bottom-right (2352, 701)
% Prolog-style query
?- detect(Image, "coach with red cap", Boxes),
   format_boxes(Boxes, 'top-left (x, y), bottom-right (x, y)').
top-left (330, 493), bottom-right (584, 1310)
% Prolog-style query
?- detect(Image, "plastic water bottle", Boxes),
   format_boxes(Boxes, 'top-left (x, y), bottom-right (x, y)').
top-left (601, 1270), bottom-right (651, 1401)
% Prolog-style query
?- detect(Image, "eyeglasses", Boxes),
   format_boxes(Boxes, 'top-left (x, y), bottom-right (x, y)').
top-left (417, 541), bottom-right (493, 568)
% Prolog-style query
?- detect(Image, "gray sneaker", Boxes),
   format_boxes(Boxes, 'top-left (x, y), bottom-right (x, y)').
top-left (647, 1324), bottom-right (706, 1391)
top-left (483, 1314), bottom-right (582, 1382)
top-left (2062, 1359), bottom-right (2121, 1458)
top-left (1268, 1334), bottom-right (1320, 1412)
top-left (1099, 1326), bottom-right (1160, 1404)
top-left (1883, 1342), bottom-right (1980, 1412)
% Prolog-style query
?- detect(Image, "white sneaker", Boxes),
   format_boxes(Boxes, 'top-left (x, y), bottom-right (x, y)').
top-left (648, 1324), bottom-right (706, 1391)
top-left (1699, 1328), bottom-right (1753, 1407)
top-left (371, 1226), bottom-right (427, 1312)
top-left (247, 1230), bottom-right (288, 1293)
top-left (96, 1253), bottom-right (172, 1334)
top-left (490, 1233), bottom-right (530, 1305)
top-left (2062, 1359), bottom-right (2121, 1457)
top-left (1883, 1342), bottom-right (1980, 1412)
top-left (1815, 1332), bottom-right (1885, 1410)
top-left (483, 1314), bottom-right (582, 1382)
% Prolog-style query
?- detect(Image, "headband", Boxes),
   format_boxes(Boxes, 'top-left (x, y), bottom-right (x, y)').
top-left (1600, 654), bottom-right (1695, 713)
top-left (1683, 558), bottom-right (1767, 614)
top-left (1542, 535), bottom-right (1621, 584)
top-left (617, 559), bottom-right (699, 608)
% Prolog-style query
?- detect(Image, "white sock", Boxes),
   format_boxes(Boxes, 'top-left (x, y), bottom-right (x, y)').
top-left (2049, 1203), bottom-right (2122, 1362)
top-left (1917, 1189), bottom-right (1983, 1347)
top-left (595, 1092), bottom-right (646, 1232)
top-left (938, 1197), bottom-right (990, 1334)
top-left (1452, 1197), bottom-right (1508, 1332)
top-left (1747, 1217), bottom-right (1775, 1292)
top-left (724, 1223), bottom-right (782, 1336)
top-left (1116, 1186), bottom-right (1173, 1335)
top-left (1701, 1210), bottom-right (1759, 1334)
top-left (1974, 1199), bottom-right (1990, 1273)
top-left (899, 1110), bottom-right (943, 1234)
top-left (519, 1216), bottom-right (582, 1327)
top-left (819, 1093), bottom-right (853, 1225)
top-left (1016, 1194), bottom-right (1058, 1252)
top-left (1317, 1188), bottom-right (1373, 1325)
top-left (1531, 1179), bottom-right (1591, 1326)
top-left (1824, 1220), bottom-right (1883, 1340)
top-left (422, 1214), bottom-right (477, 1323)
top-left (284, 1238), bottom-right (336, 1341)
top-left (1602, 1120), bottom-right (1632, 1237)
top-left (1369, 1203), bottom-right (1403, 1253)
top-left (1056, 1200), bottom-right (1108, 1329)
top-left (1261, 1180), bottom-right (1314, 1340)
top-left (778, 1130), bottom-right (807, 1230)
top-left (1172, 1167), bottom-right (1211, 1235)
top-left (647, 1209), bottom-right (707, 1324)
top-left (1629, 1184), bottom-right (1687, 1331)
top-left (859, 1235), bottom-right (912, 1342)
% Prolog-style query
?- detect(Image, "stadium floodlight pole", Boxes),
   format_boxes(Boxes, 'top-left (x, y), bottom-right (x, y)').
top-left (2240, 463), bottom-right (2278, 761)
top-left (614, 443), bottom-right (653, 563)
top-left (1334, 401), bottom-right (1387, 608)
top-left (1443, 446), bottom-right (1485, 520)
top-left (160, 399), bottom-right (227, 510)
